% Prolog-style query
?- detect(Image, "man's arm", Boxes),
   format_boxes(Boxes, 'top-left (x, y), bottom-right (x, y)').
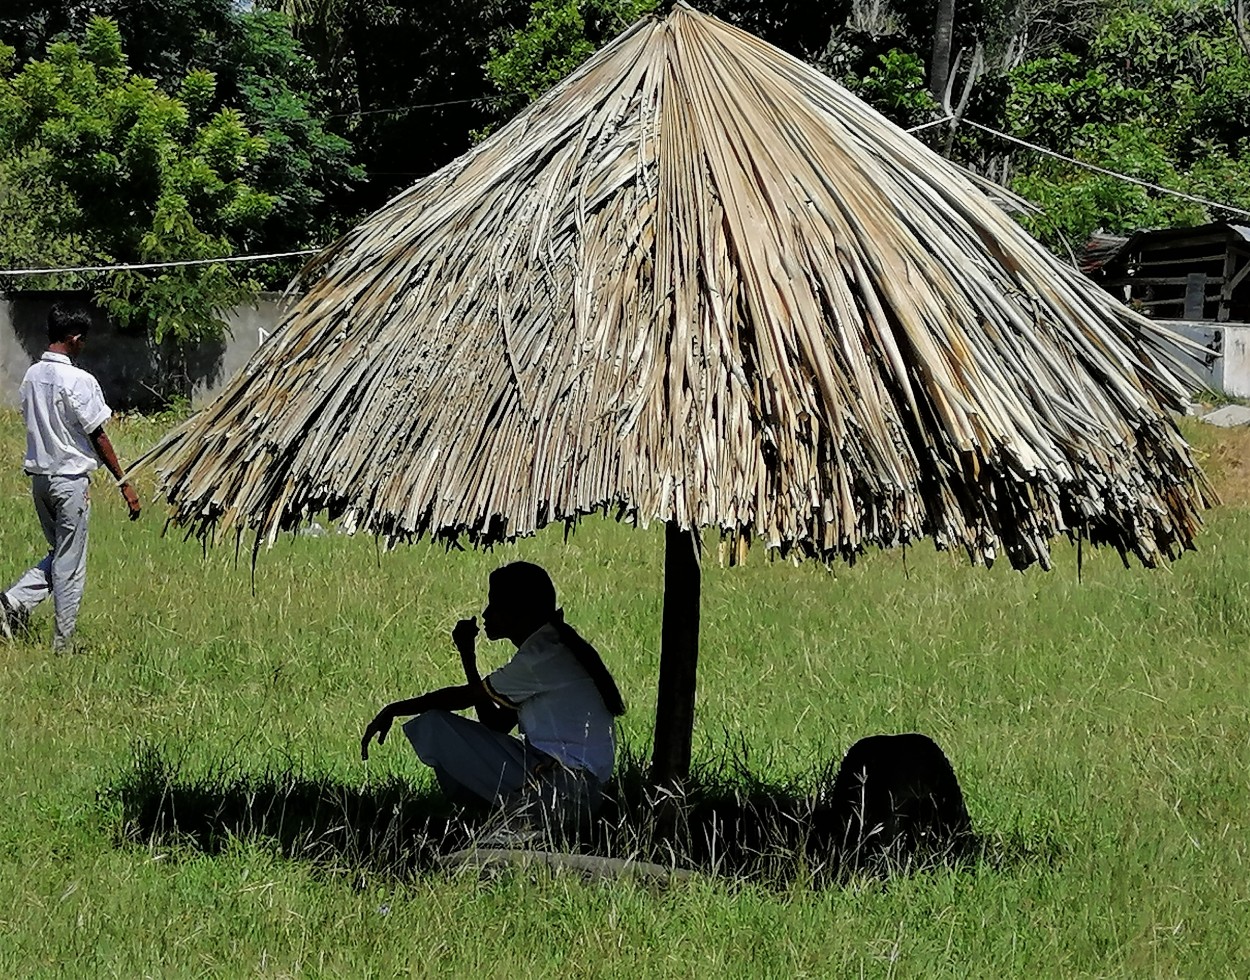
top-left (88, 426), bottom-right (141, 520)
top-left (453, 618), bottom-right (519, 734)
top-left (360, 684), bottom-right (476, 760)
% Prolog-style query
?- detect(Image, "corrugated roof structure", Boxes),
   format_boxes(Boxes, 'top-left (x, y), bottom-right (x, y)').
top-left (1085, 221), bottom-right (1250, 323)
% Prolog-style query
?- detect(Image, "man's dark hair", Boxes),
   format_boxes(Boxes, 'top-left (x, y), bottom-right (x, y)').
top-left (490, 561), bottom-right (626, 717)
top-left (48, 304), bottom-right (92, 344)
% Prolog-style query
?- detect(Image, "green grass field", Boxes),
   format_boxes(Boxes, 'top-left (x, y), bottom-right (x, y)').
top-left (1, 408), bottom-right (1248, 977)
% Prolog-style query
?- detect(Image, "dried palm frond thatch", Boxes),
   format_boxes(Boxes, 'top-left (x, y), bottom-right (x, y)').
top-left (135, 3), bottom-right (1212, 573)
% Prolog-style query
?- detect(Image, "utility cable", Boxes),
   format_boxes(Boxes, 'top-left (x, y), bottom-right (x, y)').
top-left (905, 116), bottom-right (954, 133)
top-left (958, 118), bottom-right (1250, 221)
top-left (327, 95), bottom-right (505, 119)
top-left (0, 249), bottom-right (320, 278)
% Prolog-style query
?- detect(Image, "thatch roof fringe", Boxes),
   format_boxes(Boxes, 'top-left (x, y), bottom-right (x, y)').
top-left (135, 4), bottom-right (1213, 570)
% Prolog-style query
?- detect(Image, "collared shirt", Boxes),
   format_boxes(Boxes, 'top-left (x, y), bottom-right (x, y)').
top-left (20, 352), bottom-right (112, 477)
top-left (485, 622), bottom-right (616, 782)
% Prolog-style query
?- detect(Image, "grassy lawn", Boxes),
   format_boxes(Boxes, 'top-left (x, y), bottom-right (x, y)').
top-left (1, 408), bottom-right (1249, 977)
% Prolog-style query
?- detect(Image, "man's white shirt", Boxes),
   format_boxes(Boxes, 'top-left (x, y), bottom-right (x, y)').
top-left (485, 622), bottom-right (616, 782)
top-left (20, 352), bottom-right (112, 476)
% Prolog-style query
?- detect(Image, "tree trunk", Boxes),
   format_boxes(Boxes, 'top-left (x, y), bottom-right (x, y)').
top-left (929, 0), bottom-right (957, 104)
top-left (1235, 0), bottom-right (1250, 62)
top-left (649, 522), bottom-right (701, 786)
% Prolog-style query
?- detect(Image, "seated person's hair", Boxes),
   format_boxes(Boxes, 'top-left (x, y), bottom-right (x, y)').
top-left (48, 304), bottom-right (93, 344)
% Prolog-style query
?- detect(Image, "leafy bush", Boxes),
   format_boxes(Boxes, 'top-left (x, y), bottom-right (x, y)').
top-left (0, 18), bottom-right (275, 345)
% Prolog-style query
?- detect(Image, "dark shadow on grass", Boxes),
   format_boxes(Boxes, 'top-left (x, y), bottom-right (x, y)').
top-left (103, 742), bottom-right (1059, 886)
top-left (102, 746), bottom-right (471, 883)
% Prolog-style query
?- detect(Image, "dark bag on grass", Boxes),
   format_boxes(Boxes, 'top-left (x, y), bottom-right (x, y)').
top-left (820, 733), bottom-right (973, 865)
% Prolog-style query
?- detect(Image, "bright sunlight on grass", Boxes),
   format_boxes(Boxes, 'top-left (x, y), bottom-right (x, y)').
top-left (1, 410), bottom-right (1248, 976)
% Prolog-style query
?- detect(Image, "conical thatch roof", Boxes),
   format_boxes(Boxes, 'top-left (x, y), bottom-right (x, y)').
top-left (137, 3), bottom-right (1213, 570)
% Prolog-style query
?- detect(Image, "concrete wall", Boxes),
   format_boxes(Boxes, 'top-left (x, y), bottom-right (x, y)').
top-left (0, 291), bottom-right (286, 412)
top-left (1149, 320), bottom-right (1250, 399)
top-left (1218, 326), bottom-right (1250, 399)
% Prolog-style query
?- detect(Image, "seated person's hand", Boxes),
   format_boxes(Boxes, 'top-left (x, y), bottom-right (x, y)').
top-left (361, 708), bottom-right (394, 760)
top-left (452, 617), bottom-right (479, 653)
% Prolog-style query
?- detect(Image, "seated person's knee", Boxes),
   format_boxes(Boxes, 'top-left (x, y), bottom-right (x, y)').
top-left (404, 709), bottom-right (455, 756)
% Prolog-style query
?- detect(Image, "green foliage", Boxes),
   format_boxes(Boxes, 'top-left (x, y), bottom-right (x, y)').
top-left (0, 0), bottom-right (363, 284)
top-left (0, 146), bottom-right (91, 283)
top-left (995, 0), bottom-right (1250, 250)
top-left (486, 0), bottom-right (657, 116)
top-left (222, 10), bottom-right (363, 282)
top-left (257, 0), bottom-right (531, 215)
top-left (0, 18), bottom-right (274, 345)
top-left (849, 48), bottom-right (940, 128)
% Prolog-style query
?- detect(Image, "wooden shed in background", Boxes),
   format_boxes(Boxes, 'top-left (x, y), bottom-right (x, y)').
top-left (1083, 222), bottom-right (1250, 323)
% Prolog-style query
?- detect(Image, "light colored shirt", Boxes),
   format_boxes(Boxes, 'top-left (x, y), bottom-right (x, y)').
top-left (20, 352), bottom-right (112, 476)
top-left (485, 622), bottom-right (616, 782)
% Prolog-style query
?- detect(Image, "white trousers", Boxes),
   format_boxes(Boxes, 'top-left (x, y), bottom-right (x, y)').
top-left (404, 710), bottom-right (604, 826)
top-left (4, 474), bottom-right (91, 647)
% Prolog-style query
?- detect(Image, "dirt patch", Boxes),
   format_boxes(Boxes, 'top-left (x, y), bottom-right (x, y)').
top-left (1181, 418), bottom-right (1250, 508)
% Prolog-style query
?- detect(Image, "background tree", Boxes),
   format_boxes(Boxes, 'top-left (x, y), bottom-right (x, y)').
top-left (989, 0), bottom-right (1250, 249)
top-left (928, 0), bottom-right (956, 101)
top-left (0, 0), bottom-right (362, 274)
top-left (262, 0), bottom-right (531, 213)
top-left (0, 18), bottom-right (275, 347)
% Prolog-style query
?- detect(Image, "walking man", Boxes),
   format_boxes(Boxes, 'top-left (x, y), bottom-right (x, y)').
top-left (1, 305), bottom-right (141, 651)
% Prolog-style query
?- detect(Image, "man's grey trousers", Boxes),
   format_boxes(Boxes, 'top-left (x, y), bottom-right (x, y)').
top-left (4, 474), bottom-right (90, 648)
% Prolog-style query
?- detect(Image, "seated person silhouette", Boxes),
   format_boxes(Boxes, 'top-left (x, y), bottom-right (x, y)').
top-left (361, 562), bottom-right (624, 836)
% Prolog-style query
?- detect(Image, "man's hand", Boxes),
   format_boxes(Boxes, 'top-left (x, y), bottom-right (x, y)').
top-left (452, 617), bottom-right (479, 656)
top-left (121, 483), bottom-right (141, 521)
top-left (361, 707), bottom-right (394, 761)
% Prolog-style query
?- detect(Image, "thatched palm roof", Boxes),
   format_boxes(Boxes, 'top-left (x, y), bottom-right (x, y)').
top-left (137, 3), bottom-right (1212, 570)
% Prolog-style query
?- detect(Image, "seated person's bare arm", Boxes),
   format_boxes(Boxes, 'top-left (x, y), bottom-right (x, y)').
top-left (452, 617), bottom-right (518, 734)
top-left (361, 684), bottom-right (480, 759)
top-left (360, 618), bottom-right (521, 759)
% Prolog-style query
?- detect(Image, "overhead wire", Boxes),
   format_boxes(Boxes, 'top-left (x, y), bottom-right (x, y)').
top-left (957, 118), bottom-right (1250, 221)
top-left (1, 112), bottom-right (1247, 279)
top-left (327, 95), bottom-right (505, 119)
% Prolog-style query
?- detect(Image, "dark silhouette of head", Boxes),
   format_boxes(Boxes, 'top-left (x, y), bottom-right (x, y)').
top-left (482, 561), bottom-right (556, 642)
top-left (47, 304), bottom-right (92, 357)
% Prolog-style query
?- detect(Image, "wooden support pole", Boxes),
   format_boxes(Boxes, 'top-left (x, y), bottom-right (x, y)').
top-left (650, 521), bottom-right (701, 786)
top-left (1220, 251), bottom-right (1234, 322)
top-left (1220, 248), bottom-right (1245, 323)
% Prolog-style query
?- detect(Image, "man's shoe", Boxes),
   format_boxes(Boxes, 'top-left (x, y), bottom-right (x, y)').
top-left (52, 633), bottom-right (84, 655)
top-left (0, 594), bottom-right (24, 641)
